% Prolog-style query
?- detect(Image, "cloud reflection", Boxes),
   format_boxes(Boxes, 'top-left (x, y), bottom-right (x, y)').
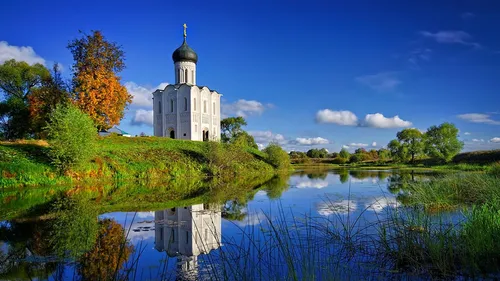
top-left (316, 200), bottom-right (357, 216)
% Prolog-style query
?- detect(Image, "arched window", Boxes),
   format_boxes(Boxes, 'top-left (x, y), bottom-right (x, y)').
top-left (213, 102), bottom-right (215, 114)
top-left (184, 97), bottom-right (187, 111)
top-left (194, 98), bottom-right (196, 111)
top-left (192, 70), bottom-right (194, 83)
top-left (204, 101), bottom-right (207, 113)
top-left (170, 99), bottom-right (174, 112)
top-left (185, 69), bottom-right (188, 83)
top-left (159, 101), bottom-right (162, 114)
top-left (177, 69), bottom-right (181, 83)
top-left (195, 125), bottom-right (197, 132)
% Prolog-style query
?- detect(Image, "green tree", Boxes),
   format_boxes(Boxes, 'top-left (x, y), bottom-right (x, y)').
top-left (397, 128), bottom-right (424, 163)
top-left (306, 148), bottom-right (320, 158)
top-left (221, 116), bottom-right (247, 143)
top-left (28, 64), bottom-right (70, 138)
top-left (424, 122), bottom-right (463, 162)
top-left (232, 130), bottom-right (258, 149)
top-left (378, 148), bottom-right (390, 161)
top-left (263, 142), bottom-right (291, 170)
top-left (44, 104), bottom-right (97, 171)
top-left (0, 59), bottom-right (50, 138)
top-left (339, 148), bottom-right (350, 159)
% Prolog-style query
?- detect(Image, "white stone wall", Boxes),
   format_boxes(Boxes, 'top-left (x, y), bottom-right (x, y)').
top-left (153, 84), bottom-right (221, 141)
top-left (175, 61), bottom-right (196, 85)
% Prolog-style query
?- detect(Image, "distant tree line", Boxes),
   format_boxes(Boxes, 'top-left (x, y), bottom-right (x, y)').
top-left (290, 122), bottom-right (463, 164)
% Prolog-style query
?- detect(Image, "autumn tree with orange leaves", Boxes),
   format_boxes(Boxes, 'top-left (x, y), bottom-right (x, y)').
top-left (68, 31), bottom-right (132, 130)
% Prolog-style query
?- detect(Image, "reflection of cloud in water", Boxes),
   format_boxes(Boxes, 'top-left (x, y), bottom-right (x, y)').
top-left (292, 178), bottom-right (329, 189)
top-left (232, 210), bottom-right (268, 227)
top-left (349, 178), bottom-right (378, 184)
top-left (365, 197), bottom-right (399, 212)
top-left (124, 213), bottom-right (156, 244)
top-left (316, 200), bottom-right (357, 216)
top-left (255, 190), bottom-right (267, 196)
top-left (136, 211), bottom-right (154, 218)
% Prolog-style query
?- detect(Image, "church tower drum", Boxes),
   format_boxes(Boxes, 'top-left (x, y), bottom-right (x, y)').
top-left (152, 24), bottom-right (222, 141)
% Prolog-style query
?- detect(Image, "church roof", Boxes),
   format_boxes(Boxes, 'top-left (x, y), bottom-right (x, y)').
top-left (172, 38), bottom-right (198, 64)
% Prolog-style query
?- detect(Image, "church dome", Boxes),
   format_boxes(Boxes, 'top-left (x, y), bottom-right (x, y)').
top-left (172, 39), bottom-right (198, 64)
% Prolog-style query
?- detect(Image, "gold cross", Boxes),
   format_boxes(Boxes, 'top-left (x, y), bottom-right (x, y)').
top-left (183, 23), bottom-right (187, 38)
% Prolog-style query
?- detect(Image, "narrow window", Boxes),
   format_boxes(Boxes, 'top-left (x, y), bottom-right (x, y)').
top-left (186, 231), bottom-right (189, 244)
top-left (177, 69), bottom-right (181, 83)
top-left (192, 70), bottom-right (194, 83)
top-left (185, 69), bottom-right (188, 83)
top-left (184, 97), bottom-right (187, 111)
top-left (159, 101), bottom-right (162, 114)
top-left (194, 98), bottom-right (197, 111)
top-left (204, 101), bottom-right (207, 113)
top-left (195, 125), bottom-right (197, 132)
top-left (213, 102), bottom-right (215, 114)
top-left (205, 228), bottom-right (208, 241)
top-left (170, 99), bottom-right (174, 112)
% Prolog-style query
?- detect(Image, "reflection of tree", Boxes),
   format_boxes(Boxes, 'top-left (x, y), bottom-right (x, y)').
top-left (50, 196), bottom-right (99, 258)
top-left (0, 219), bottom-right (58, 280)
top-left (387, 171), bottom-right (416, 194)
top-left (78, 219), bottom-right (133, 281)
top-left (222, 200), bottom-right (246, 221)
top-left (336, 169), bottom-right (349, 183)
top-left (264, 175), bottom-right (290, 199)
top-left (306, 171), bottom-right (328, 180)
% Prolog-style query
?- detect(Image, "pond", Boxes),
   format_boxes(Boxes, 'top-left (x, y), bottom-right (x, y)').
top-left (0, 169), bottom-right (459, 280)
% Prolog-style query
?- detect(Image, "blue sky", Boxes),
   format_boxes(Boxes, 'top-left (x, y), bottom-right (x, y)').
top-left (1, 0), bottom-right (499, 152)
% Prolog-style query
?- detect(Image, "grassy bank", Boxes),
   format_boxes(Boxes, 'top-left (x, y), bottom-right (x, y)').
top-left (0, 136), bottom-right (279, 188)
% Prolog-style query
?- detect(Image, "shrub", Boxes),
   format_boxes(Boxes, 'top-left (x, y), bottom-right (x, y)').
top-left (332, 157), bottom-right (348, 164)
top-left (263, 142), bottom-right (291, 170)
top-left (44, 104), bottom-right (97, 172)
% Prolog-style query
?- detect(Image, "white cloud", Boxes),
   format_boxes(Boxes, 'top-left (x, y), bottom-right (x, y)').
top-left (125, 82), bottom-right (168, 108)
top-left (490, 137), bottom-right (500, 143)
top-left (408, 48), bottom-right (432, 69)
top-left (342, 145), bottom-right (350, 149)
top-left (221, 99), bottom-right (271, 118)
top-left (0, 41), bottom-right (46, 65)
top-left (349, 143), bottom-right (369, 148)
top-left (372, 142), bottom-right (377, 147)
top-left (464, 132), bottom-right (471, 135)
top-left (356, 72), bottom-right (401, 92)
top-left (472, 139), bottom-right (484, 142)
top-left (250, 131), bottom-right (287, 145)
top-left (131, 109), bottom-right (153, 126)
top-left (363, 113), bottom-right (412, 128)
top-left (315, 109), bottom-right (358, 125)
top-left (420, 30), bottom-right (481, 48)
top-left (457, 113), bottom-right (500, 125)
top-left (256, 143), bottom-right (265, 150)
top-left (294, 137), bottom-right (329, 146)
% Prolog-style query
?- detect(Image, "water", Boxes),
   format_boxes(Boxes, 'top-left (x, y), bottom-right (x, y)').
top-left (0, 169), bottom-right (445, 280)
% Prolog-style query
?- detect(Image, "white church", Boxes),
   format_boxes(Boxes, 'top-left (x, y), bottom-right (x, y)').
top-left (153, 24), bottom-right (222, 141)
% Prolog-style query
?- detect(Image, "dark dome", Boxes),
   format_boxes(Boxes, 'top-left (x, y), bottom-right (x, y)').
top-left (172, 39), bottom-right (198, 64)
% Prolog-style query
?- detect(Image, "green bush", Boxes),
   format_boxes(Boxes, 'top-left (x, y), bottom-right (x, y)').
top-left (263, 142), bottom-right (291, 170)
top-left (332, 157), bottom-right (348, 164)
top-left (44, 104), bottom-right (97, 172)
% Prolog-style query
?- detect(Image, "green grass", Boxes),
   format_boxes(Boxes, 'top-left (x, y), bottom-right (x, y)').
top-left (401, 171), bottom-right (500, 211)
top-left (0, 136), bottom-right (279, 188)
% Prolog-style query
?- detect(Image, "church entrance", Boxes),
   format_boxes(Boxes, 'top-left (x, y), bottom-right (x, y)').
top-left (202, 129), bottom-right (209, 141)
top-left (168, 128), bottom-right (175, 139)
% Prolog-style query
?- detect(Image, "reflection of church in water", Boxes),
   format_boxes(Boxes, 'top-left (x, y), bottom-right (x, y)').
top-left (155, 204), bottom-right (222, 280)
